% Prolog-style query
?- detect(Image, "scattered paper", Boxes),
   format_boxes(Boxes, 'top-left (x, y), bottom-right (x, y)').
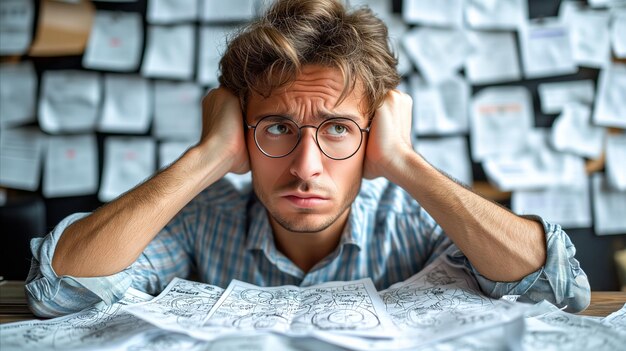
top-left (409, 74), bottom-right (469, 135)
top-left (465, 30), bottom-right (521, 84)
top-left (537, 80), bottom-right (595, 114)
top-left (0, 0), bottom-right (34, 55)
top-left (153, 81), bottom-right (203, 141)
top-left (464, 0), bottom-right (527, 29)
top-left (606, 133), bottom-right (626, 191)
top-left (0, 127), bottom-right (44, 191)
top-left (402, 27), bottom-right (473, 84)
top-left (611, 8), bottom-right (626, 58)
top-left (141, 25), bottom-right (195, 80)
top-left (601, 303), bottom-right (626, 331)
top-left (560, 1), bottom-right (611, 68)
top-left (43, 134), bottom-right (98, 198)
top-left (147, 0), bottom-right (199, 24)
top-left (99, 137), bottom-right (156, 202)
top-left (519, 18), bottom-right (578, 79)
top-left (38, 70), bottom-right (102, 134)
top-left (469, 86), bottom-right (533, 161)
top-left (593, 63), bottom-right (626, 128)
top-left (592, 173), bottom-right (626, 235)
top-left (99, 74), bottom-right (152, 133)
top-left (416, 136), bottom-right (473, 186)
top-left (159, 141), bottom-right (194, 169)
top-left (198, 26), bottom-right (238, 86)
top-left (200, 0), bottom-right (255, 22)
top-left (82, 11), bottom-right (143, 71)
top-left (0, 61), bottom-right (37, 128)
top-left (551, 103), bottom-right (605, 159)
top-left (402, 0), bottom-right (463, 27)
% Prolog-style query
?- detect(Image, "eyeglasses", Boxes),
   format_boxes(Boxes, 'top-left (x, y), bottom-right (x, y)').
top-left (246, 116), bottom-right (370, 160)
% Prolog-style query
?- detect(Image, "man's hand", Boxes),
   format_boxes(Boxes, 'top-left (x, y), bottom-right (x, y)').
top-left (197, 87), bottom-right (250, 175)
top-left (363, 89), bottom-right (415, 180)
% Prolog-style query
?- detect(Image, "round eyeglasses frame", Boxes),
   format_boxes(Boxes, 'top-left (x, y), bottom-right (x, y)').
top-left (246, 115), bottom-right (371, 160)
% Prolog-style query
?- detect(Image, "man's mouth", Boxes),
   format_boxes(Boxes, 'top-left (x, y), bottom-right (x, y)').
top-left (281, 192), bottom-right (330, 208)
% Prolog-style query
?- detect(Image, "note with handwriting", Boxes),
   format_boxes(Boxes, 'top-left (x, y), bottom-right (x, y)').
top-left (410, 74), bottom-right (469, 135)
top-left (43, 135), bottom-right (98, 198)
top-left (99, 74), bottom-right (152, 133)
top-left (519, 18), bottom-right (577, 79)
top-left (402, 0), bottom-right (463, 27)
top-left (147, 0), bottom-right (198, 24)
top-left (465, 0), bottom-right (527, 29)
top-left (593, 63), bottom-right (626, 128)
top-left (537, 80), bottom-right (595, 115)
top-left (592, 173), bottom-right (626, 235)
top-left (551, 103), bottom-right (605, 159)
top-left (153, 81), bottom-right (203, 140)
top-left (606, 133), bottom-right (626, 191)
top-left (416, 136), bottom-right (473, 186)
top-left (0, 127), bottom-right (44, 191)
top-left (200, 0), bottom-right (255, 22)
top-left (142, 25), bottom-right (195, 80)
top-left (0, 62), bottom-right (37, 128)
top-left (465, 30), bottom-right (521, 84)
top-left (0, 0), bottom-right (34, 55)
top-left (83, 11), bottom-right (143, 71)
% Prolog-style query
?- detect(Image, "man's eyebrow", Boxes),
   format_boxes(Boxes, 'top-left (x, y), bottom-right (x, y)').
top-left (251, 111), bottom-right (365, 123)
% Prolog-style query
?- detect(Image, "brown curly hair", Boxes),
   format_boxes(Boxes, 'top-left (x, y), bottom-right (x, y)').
top-left (218, 0), bottom-right (401, 118)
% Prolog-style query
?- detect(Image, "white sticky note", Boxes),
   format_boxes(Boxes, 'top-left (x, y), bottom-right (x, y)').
top-left (410, 74), bottom-right (469, 135)
top-left (83, 11), bottom-right (143, 71)
top-left (0, 62), bottom-right (37, 128)
top-left (99, 137), bottom-right (156, 202)
top-left (153, 81), bottom-right (203, 141)
top-left (141, 25), bottom-right (195, 80)
top-left (611, 8), bottom-right (626, 58)
top-left (159, 140), bottom-right (194, 169)
top-left (537, 80), bottom-right (595, 114)
top-left (0, 0), bottom-right (34, 55)
top-left (465, 30), bottom-right (521, 84)
top-left (99, 74), bottom-right (152, 133)
top-left (592, 173), bottom-right (626, 235)
top-left (416, 136), bottom-right (473, 185)
top-left (384, 14), bottom-right (412, 76)
top-left (593, 63), bottom-right (626, 128)
top-left (147, 0), bottom-right (198, 23)
top-left (465, 0), bottom-right (527, 29)
top-left (560, 2), bottom-right (611, 68)
top-left (198, 26), bottom-right (237, 86)
top-left (470, 86), bottom-right (533, 161)
top-left (0, 127), bottom-right (44, 191)
top-left (38, 70), bottom-right (102, 134)
top-left (402, 27), bottom-right (473, 84)
top-left (402, 0), bottom-right (463, 27)
top-left (43, 135), bottom-right (98, 198)
top-left (519, 18), bottom-right (578, 79)
top-left (551, 103), bottom-right (605, 159)
top-left (512, 181), bottom-right (592, 229)
top-left (200, 0), bottom-right (255, 22)
top-left (606, 133), bottom-right (626, 191)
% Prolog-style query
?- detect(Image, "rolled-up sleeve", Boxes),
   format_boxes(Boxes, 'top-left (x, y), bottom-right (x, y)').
top-left (445, 215), bottom-right (591, 313)
top-left (25, 212), bottom-right (192, 317)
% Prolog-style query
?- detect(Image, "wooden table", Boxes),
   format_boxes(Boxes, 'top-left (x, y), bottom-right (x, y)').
top-left (1, 280), bottom-right (624, 324)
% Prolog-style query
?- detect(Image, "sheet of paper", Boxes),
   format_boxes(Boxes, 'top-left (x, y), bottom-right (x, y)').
top-left (147, 0), bottom-right (198, 24)
top-left (382, 14), bottom-right (412, 77)
top-left (560, 1), bottom-right (611, 68)
top-left (484, 129), bottom-right (587, 191)
top-left (159, 141), bottom-right (194, 169)
top-left (402, 27), bottom-right (473, 84)
top-left (402, 0), bottom-right (463, 27)
top-left (82, 11), bottom-right (143, 71)
top-left (99, 74), bottom-right (152, 133)
top-left (465, 30), bottom-right (521, 84)
top-left (205, 278), bottom-right (397, 338)
top-left (601, 303), bottom-right (626, 331)
top-left (38, 70), bottom-right (102, 134)
top-left (141, 25), bottom-right (195, 80)
top-left (469, 86), bottom-right (533, 161)
top-left (592, 173), bottom-right (626, 235)
top-left (200, 0), bottom-right (255, 22)
top-left (606, 133), bottom-right (626, 191)
top-left (512, 181), bottom-right (592, 229)
top-left (409, 74), bottom-right (469, 135)
top-left (416, 136), bottom-right (473, 185)
top-left (0, 0), bottom-right (34, 55)
top-left (153, 81), bottom-right (203, 141)
top-left (0, 61), bottom-right (37, 128)
top-left (537, 80), bottom-right (595, 114)
top-left (593, 63), bottom-right (626, 128)
top-left (43, 134), bottom-right (98, 198)
top-left (198, 26), bottom-right (238, 86)
top-left (519, 18), bottom-right (578, 79)
top-left (611, 8), bottom-right (626, 58)
top-left (0, 127), bottom-right (44, 191)
top-left (99, 137), bottom-right (156, 202)
top-left (551, 103), bottom-right (605, 159)
top-left (465, 0), bottom-right (527, 29)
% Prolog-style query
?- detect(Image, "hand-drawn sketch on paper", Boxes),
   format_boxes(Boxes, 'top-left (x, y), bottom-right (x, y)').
top-left (204, 278), bottom-right (396, 337)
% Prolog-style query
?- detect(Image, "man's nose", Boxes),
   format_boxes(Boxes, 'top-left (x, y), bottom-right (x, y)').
top-left (289, 129), bottom-right (323, 180)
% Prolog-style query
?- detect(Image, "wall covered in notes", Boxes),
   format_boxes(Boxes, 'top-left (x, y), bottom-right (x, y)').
top-left (0, 0), bottom-right (625, 288)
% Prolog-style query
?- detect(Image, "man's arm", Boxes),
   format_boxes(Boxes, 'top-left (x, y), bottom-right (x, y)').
top-left (52, 88), bottom-right (250, 278)
top-left (364, 90), bottom-right (546, 282)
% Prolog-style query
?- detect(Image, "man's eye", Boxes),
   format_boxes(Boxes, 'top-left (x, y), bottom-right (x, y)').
top-left (326, 124), bottom-right (348, 135)
top-left (267, 124), bottom-right (291, 135)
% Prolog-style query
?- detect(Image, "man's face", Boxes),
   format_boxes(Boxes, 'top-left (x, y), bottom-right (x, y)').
top-left (246, 65), bottom-right (368, 234)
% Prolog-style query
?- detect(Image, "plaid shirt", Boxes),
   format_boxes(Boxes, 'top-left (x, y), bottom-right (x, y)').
top-left (25, 178), bottom-right (590, 317)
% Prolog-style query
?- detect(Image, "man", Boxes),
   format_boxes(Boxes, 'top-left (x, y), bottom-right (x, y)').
top-left (26, 0), bottom-right (590, 317)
